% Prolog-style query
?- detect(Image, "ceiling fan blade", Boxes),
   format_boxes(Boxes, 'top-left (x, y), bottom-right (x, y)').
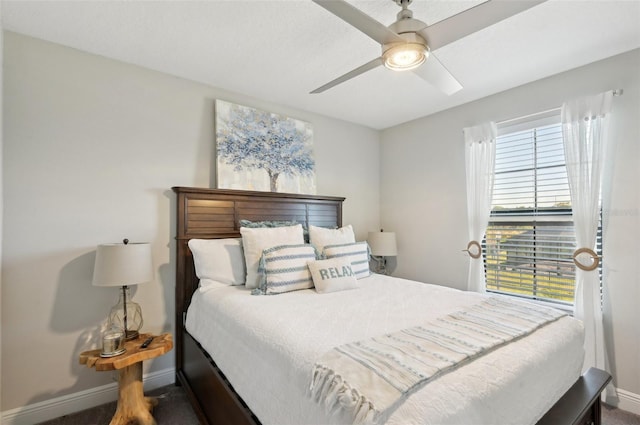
top-left (311, 57), bottom-right (384, 94)
top-left (312, 0), bottom-right (403, 45)
top-left (419, 0), bottom-right (546, 51)
top-left (412, 53), bottom-right (462, 95)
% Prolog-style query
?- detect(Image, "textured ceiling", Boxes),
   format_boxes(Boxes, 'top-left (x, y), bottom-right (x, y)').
top-left (2, 0), bottom-right (640, 129)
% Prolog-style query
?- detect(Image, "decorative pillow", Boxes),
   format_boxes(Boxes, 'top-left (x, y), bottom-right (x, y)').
top-left (308, 258), bottom-right (359, 294)
top-left (240, 224), bottom-right (304, 289)
top-left (254, 244), bottom-right (318, 295)
top-left (188, 238), bottom-right (245, 285)
top-left (240, 219), bottom-right (309, 243)
top-left (322, 241), bottom-right (371, 279)
top-left (309, 224), bottom-right (355, 252)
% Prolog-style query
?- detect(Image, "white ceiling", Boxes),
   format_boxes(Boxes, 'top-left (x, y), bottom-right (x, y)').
top-left (2, 0), bottom-right (639, 130)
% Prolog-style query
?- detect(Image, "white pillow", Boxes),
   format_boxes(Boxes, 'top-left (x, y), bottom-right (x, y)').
top-left (254, 244), bottom-right (317, 295)
top-left (308, 257), bottom-right (359, 294)
top-left (309, 224), bottom-right (355, 252)
top-left (322, 241), bottom-right (371, 279)
top-left (188, 238), bottom-right (245, 285)
top-left (240, 224), bottom-right (304, 289)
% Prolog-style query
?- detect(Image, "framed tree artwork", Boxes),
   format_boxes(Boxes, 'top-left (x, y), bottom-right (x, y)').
top-left (215, 100), bottom-right (316, 194)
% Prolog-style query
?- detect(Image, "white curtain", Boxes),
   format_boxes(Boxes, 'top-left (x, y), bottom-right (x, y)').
top-left (561, 91), bottom-right (613, 376)
top-left (464, 122), bottom-right (496, 293)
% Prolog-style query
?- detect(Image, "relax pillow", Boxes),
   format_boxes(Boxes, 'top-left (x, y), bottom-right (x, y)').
top-left (308, 257), bottom-right (359, 294)
top-left (188, 238), bottom-right (245, 286)
top-left (240, 224), bottom-right (304, 289)
top-left (309, 224), bottom-right (355, 252)
top-left (322, 241), bottom-right (371, 279)
top-left (254, 244), bottom-right (318, 295)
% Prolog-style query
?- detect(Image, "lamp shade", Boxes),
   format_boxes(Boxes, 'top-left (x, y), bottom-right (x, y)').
top-left (92, 242), bottom-right (153, 287)
top-left (367, 231), bottom-right (397, 256)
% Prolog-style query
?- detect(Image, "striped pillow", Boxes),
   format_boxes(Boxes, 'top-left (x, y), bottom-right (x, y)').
top-left (240, 224), bottom-right (304, 289)
top-left (254, 244), bottom-right (318, 295)
top-left (322, 241), bottom-right (371, 279)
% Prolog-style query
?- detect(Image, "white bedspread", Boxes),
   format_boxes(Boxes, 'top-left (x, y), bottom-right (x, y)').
top-left (186, 274), bottom-right (584, 425)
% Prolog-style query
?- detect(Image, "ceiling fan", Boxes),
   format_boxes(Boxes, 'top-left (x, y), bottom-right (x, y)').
top-left (310, 0), bottom-right (546, 95)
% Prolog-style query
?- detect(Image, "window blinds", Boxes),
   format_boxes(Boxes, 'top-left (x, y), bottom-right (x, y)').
top-left (493, 124), bottom-right (571, 212)
top-left (484, 113), bottom-right (579, 305)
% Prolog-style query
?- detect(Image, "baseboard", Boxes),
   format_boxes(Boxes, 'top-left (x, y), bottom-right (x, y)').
top-left (615, 388), bottom-right (640, 416)
top-left (1, 367), bottom-right (175, 425)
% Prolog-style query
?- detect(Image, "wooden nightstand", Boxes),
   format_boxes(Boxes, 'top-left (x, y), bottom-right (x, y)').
top-left (79, 333), bottom-right (173, 425)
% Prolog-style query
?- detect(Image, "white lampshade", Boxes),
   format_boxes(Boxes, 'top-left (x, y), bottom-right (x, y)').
top-left (367, 231), bottom-right (398, 257)
top-left (92, 241), bottom-right (153, 287)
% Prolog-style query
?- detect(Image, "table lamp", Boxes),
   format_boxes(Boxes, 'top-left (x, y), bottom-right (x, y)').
top-left (92, 239), bottom-right (153, 340)
top-left (367, 230), bottom-right (397, 275)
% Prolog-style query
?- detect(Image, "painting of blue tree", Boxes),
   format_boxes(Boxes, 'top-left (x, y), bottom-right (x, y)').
top-left (216, 100), bottom-right (316, 194)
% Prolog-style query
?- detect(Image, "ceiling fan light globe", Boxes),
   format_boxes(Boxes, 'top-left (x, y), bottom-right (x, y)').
top-left (383, 43), bottom-right (427, 71)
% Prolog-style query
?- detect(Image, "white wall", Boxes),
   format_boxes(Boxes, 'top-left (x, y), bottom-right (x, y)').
top-left (381, 49), bottom-right (640, 403)
top-left (1, 32), bottom-right (380, 413)
top-left (3, 27), bottom-right (638, 418)
top-left (0, 2), bottom-right (4, 421)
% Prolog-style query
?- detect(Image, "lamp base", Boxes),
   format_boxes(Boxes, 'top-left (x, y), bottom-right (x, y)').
top-left (371, 255), bottom-right (389, 275)
top-left (109, 286), bottom-right (144, 341)
top-left (124, 330), bottom-right (139, 341)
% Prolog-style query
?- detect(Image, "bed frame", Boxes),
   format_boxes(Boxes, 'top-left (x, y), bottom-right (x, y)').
top-left (172, 186), bottom-right (611, 425)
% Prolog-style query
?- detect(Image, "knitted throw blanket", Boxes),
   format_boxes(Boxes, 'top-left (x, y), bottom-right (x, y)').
top-left (309, 296), bottom-right (567, 424)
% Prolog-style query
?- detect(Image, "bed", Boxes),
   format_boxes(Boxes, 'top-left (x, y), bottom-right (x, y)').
top-left (172, 186), bottom-right (611, 425)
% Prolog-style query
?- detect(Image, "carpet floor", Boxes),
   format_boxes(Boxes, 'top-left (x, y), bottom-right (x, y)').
top-left (38, 384), bottom-right (199, 425)
top-left (38, 383), bottom-right (640, 425)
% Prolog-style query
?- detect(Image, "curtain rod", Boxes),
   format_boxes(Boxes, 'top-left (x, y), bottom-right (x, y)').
top-left (496, 107), bottom-right (560, 126)
top-left (496, 89), bottom-right (623, 126)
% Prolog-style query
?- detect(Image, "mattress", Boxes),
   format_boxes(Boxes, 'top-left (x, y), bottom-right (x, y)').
top-left (185, 274), bottom-right (584, 425)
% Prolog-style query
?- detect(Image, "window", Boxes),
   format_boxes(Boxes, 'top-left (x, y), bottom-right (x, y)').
top-left (483, 111), bottom-right (601, 307)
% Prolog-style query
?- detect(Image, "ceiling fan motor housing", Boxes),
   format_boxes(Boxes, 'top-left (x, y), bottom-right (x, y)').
top-left (382, 32), bottom-right (428, 54)
top-left (388, 12), bottom-right (427, 36)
